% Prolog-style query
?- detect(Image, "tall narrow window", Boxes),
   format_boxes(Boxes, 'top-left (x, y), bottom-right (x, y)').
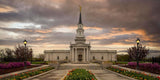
top-left (57, 56), bottom-right (59, 60)
top-left (93, 56), bottom-right (95, 60)
top-left (101, 56), bottom-right (103, 60)
top-left (66, 56), bottom-right (68, 60)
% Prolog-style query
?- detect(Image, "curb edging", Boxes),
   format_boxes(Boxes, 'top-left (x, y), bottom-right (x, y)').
top-left (23, 69), bottom-right (56, 80)
top-left (105, 69), bottom-right (137, 80)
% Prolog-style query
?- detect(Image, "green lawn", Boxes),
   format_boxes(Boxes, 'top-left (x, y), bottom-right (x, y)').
top-left (31, 61), bottom-right (48, 64)
top-left (112, 61), bottom-right (152, 64)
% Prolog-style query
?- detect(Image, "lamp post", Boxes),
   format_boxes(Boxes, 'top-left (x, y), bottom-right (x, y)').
top-left (136, 38), bottom-right (140, 70)
top-left (23, 40), bottom-right (27, 48)
top-left (23, 40), bottom-right (27, 69)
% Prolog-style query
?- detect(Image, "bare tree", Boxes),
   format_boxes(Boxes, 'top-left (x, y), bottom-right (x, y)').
top-left (128, 45), bottom-right (149, 60)
top-left (0, 49), bottom-right (5, 62)
top-left (5, 48), bottom-right (14, 59)
top-left (13, 45), bottom-right (33, 61)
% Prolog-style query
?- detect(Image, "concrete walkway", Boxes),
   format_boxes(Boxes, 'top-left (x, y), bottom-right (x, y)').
top-left (29, 63), bottom-right (130, 80)
top-left (29, 70), bottom-right (68, 80)
top-left (91, 70), bottom-right (128, 80)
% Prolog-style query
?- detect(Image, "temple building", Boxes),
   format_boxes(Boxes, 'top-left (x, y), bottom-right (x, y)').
top-left (44, 7), bottom-right (117, 63)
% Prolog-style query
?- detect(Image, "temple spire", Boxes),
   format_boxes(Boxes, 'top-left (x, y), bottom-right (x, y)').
top-left (78, 5), bottom-right (82, 24)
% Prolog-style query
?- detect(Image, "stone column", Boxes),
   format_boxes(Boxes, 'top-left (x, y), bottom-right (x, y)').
top-left (70, 48), bottom-right (71, 62)
top-left (75, 48), bottom-right (77, 62)
top-left (71, 48), bottom-right (73, 62)
top-left (87, 48), bottom-right (88, 62)
top-left (111, 54), bottom-right (112, 61)
top-left (47, 54), bottom-right (49, 61)
top-left (88, 47), bottom-right (90, 62)
top-left (51, 53), bottom-right (53, 61)
top-left (49, 54), bottom-right (50, 61)
top-left (73, 48), bottom-right (75, 62)
top-left (84, 48), bottom-right (85, 62)
top-left (72, 48), bottom-right (74, 62)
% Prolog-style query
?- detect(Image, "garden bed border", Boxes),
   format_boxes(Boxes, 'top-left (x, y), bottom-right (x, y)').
top-left (105, 68), bottom-right (137, 80)
top-left (0, 65), bottom-right (49, 79)
top-left (112, 65), bottom-right (160, 78)
top-left (24, 69), bottom-right (55, 80)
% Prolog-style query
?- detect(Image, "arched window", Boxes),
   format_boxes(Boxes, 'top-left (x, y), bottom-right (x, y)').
top-left (93, 56), bottom-right (95, 60)
top-left (101, 56), bottom-right (103, 60)
top-left (66, 56), bottom-right (68, 60)
top-left (57, 56), bottom-right (59, 60)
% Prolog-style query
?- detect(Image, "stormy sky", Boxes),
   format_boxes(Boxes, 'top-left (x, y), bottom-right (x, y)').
top-left (0, 0), bottom-right (160, 56)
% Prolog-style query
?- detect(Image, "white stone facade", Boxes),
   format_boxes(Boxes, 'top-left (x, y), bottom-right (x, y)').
top-left (44, 7), bottom-right (117, 63)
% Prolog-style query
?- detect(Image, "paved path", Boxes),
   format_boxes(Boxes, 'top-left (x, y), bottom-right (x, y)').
top-left (29, 63), bottom-right (129, 80)
top-left (91, 70), bottom-right (128, 80)
top-left (30, 70), bottom-right (68, 80)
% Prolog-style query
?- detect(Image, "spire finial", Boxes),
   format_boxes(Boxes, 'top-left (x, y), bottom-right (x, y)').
top-left (78, 5), bottom-right (82, 24)
top-left (79, 5), bottom-right (82, 12)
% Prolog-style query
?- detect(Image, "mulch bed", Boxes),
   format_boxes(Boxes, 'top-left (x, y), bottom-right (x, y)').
top-left (0, 65), bottom-right (42, 75)
top-left (123, 65), bottom-right (160, 75)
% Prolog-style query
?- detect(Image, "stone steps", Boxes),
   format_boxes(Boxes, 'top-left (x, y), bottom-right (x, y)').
top-left (58, 63), bottom-right (103, 70)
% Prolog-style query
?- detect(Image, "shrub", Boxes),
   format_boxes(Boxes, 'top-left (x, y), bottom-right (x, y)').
top-left (128, 62), bottom-right (160, 73)
top-left (0, 61), bottom-right (31, 69)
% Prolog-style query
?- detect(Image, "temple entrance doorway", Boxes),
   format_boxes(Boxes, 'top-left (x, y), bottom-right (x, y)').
top-left (78, 54), bottom-right (82, 61)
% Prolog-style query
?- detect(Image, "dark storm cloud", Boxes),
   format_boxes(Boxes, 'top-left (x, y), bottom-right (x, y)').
top-left (0, 27), bottom-right (74, 45)
top-left (0, 39), bottom-right (23, 45)
top-left (97, 34), bottom-right (137, 45)
top-left (0, 0), bottom-right (160, 47)
top-left (85, 0), bottom-right (160, 41)
top-left (0, 0), bottom-right (81, 27)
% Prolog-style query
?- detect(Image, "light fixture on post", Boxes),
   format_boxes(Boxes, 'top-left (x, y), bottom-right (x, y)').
top-left (23, 40), bottom-right (27, 69)
top-left (136, 38), bottom-right (140, 70)
top-left (23, 40), bottom-right (27, 48)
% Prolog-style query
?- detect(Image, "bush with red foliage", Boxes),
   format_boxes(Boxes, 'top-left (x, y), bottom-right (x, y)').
top-left (0, 61), bottom-right (31, 69)
top-left (128, 62), bottom-right (160, 74)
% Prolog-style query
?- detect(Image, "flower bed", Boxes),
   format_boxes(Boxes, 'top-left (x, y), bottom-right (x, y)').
top-left (107, 66), bottom-right (160, 80)
top-left (1, 66), bottom-right (54, 80)
top-left (128, 62), bottom-right (160, 74)
top-left (0, 62), bottom-right (31, 69)
top-left (0, 65), bottom-right (41, 75)
top-left (64, 69), bottom-right (97, 80)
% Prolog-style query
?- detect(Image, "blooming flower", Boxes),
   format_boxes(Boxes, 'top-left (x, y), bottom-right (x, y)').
top-left (157, 76), bottom-right (160, 80)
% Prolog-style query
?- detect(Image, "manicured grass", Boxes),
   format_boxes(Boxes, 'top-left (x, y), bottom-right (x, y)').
top-left (113, 61), bottom-right (152, 65)
top-left (64, 69), bottom-right (97, 80)
top-left (31, 61), bottom-right (48, 64)
top-left (115, 61), bottom-right (128, 64)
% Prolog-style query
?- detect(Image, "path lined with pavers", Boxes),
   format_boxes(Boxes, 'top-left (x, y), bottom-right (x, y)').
top-left (91, 70), bottom-right (128, 80)
top-left (29, 63), bottom-right (130, 80)
top-left (30, 70), bottom-right (68, 80)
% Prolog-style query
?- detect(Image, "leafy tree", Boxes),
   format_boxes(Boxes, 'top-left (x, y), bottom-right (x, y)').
top-left (127, 45), bottom-right (149, 61)
top-left (13, 45), bottom-right (33, 61)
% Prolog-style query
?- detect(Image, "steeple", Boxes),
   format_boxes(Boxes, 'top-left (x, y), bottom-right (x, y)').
top-left (75, 5), bottom-right (86, 44)
top-left (78, 6), bottom-right (82, 24)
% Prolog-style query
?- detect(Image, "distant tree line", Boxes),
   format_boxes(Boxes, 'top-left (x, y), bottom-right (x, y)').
top-left (32, 54), bottom-right (45, 61)
top-left (0, 45), bottom-right (33, 62)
